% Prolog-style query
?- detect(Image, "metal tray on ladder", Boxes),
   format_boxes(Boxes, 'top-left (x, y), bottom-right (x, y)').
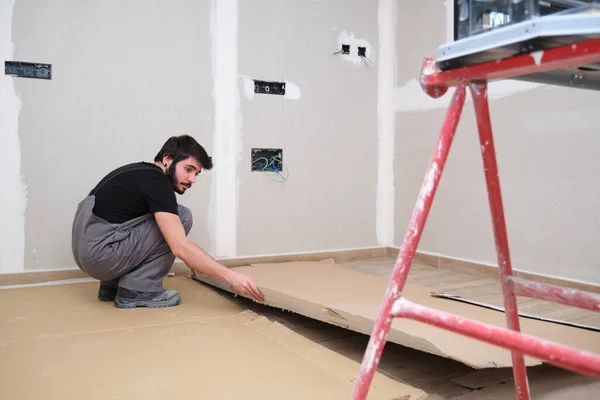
top-left (438, 13), bottom-right (600, 89)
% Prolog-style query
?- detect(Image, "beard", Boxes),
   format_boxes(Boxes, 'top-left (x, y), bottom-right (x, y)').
top-left (166, 162), bottom-right (185, 194)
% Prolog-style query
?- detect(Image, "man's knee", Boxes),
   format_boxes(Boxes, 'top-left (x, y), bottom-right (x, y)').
top-left (178, 205), bottom-right (193, 235)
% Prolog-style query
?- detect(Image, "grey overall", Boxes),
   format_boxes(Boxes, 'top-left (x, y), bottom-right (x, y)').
top-left (71, 167), bottom-right (192, 292)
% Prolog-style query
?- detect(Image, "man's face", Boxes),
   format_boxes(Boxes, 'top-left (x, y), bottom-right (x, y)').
top-left (165, 156), bottom-right (203, 194)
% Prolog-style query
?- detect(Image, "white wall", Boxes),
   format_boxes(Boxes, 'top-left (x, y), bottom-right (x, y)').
top-left (235, 0), bottom-right (379, 256)
top-left (4, 0), bottom-right (214, 272)
top-left (1, 0), bottom-right (380, 273)
top-left (393, 1), bottom-right (600, 285)
top-left (1, 0), bottom-right (26, 274)
top-left (10, 0), bottom-right (594, 284)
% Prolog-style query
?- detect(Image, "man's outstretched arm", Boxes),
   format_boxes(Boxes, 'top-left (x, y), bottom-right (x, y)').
top-left (154, 212), bottom-right (264, 302)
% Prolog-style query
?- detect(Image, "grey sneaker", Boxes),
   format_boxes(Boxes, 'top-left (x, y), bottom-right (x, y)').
top-left (114, 287), bottom-right (181, 308)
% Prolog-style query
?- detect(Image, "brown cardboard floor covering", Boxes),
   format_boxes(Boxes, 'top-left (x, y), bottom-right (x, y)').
top-left (193, 261), bottom-right (600, 370)
top-left (453, 366), bottom-right (600, 399)
top-left (0, 275), bottom-right (425, 400)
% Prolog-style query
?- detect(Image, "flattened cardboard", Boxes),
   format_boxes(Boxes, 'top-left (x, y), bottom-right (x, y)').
top-left (193, 261), bottom-right (600, 369)
top-left (453, 365), bottom-right (598, 399)
top-left (452, 368), bottom-right (513, 389)
top-left (431, 291), bottom-right (600, 332)
top-left (0, 275), bottom-right (425, 400)
top-left (0, 276), bottom-right (242, 341)
top-left (537, 381), bottom-right (600, 399)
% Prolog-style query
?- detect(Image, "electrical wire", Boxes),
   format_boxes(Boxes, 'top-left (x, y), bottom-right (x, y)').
top-left (333, 45), bottom-right (350, 56)
top-left (268, 157), bottom-right (289, 182)
top-left (251, 157), bottom-right (269, 169)
top-left (251, 156), bottom-right (289, 182)
top-left (360, 55), bottom-right (373, 68)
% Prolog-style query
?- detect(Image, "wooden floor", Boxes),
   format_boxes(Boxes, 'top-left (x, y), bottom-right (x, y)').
top-left (340, 257), bottom-right (600, 329)
top-left (217, 257), bottom-right (600, 399)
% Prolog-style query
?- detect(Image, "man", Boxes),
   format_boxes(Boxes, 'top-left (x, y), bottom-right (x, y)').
top-left (71, 135), bottom-right (264, 308)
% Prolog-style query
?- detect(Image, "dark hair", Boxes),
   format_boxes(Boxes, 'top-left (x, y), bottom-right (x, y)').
top-left (154, 135), bottom-right (213, 170)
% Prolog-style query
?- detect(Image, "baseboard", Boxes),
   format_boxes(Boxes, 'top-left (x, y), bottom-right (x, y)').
top-left (4, 245), bottom-right (599, 295)
top-left (0, 247), bottom-right (388, 287)
top-left (174, 246), bottom-right (388, 271)
top-left (0, 268), bottom-right (91, 287)
top-left (387, 246), bottom-right (600, 294)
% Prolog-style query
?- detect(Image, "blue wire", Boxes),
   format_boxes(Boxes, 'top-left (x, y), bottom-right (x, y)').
top-left (257, 156), bottom-right (287, 181)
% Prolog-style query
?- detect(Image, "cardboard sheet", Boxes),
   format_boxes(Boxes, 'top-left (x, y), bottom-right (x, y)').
top-left (430, 291), bottom-right (600, 331)
top-left (453, 366), bottom-right (599, 399)
top-left (452, 368), bottom-right (514, 389)
top-left (0, 275), bottom-right (425, 400)
top-left (193, 261), bottom-right (600, 369)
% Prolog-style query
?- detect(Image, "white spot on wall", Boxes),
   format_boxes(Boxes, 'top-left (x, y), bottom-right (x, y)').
top-left (240, 74), bottom-right (255, 100)
top-left (0, 0), bottom-right (27, 274)
top-left (376, 0), bottom-right (397, 246)
top-left (284, 81), bottom-right (301, 100)
top-left (209, 0), bottom-right (239, 257)
top-left (336, 30), bottom-right (374, 66)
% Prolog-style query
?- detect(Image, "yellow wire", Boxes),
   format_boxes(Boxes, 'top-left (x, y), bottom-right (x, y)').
top-left (251, 157), bottom-right (270, 169)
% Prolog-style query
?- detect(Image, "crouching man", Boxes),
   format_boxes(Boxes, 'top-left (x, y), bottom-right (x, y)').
top-left (71, 135), bottom-right (264, 308)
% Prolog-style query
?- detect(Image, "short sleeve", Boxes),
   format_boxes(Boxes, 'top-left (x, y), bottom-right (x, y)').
top-left (140, 174), bottom-right (179, 215)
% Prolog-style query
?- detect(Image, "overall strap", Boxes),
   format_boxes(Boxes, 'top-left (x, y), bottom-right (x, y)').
top-left (89, 164), bottom-right (160, 196)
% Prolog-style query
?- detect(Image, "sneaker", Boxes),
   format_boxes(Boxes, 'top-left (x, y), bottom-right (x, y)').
top-left (98, 284), bottom-right (118, 301)
top-left (114, 287), bottom-right (181, 309)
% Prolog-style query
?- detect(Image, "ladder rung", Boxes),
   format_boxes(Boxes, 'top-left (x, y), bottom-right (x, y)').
top-left (507, 276), bottom-right (600, 312)
top-left (390, 297), bottom-right (600, 379)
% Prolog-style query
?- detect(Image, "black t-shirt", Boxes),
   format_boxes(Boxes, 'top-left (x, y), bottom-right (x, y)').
top-left (89, 162), bottom-right (179, 224)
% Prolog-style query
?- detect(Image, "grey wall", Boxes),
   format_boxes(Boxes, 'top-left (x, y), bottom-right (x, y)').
top-left (236, 0), bottom-right (379, 255)
top-left (12, 0), bottom-right (214, 271)
top-left (394, 1), bottom-right (600, 284)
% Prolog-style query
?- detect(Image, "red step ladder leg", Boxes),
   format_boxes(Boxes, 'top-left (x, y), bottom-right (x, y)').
top-left (470, 81), bottom-right (530, 400)
top-left (351, 82), bottom-right (468, 400)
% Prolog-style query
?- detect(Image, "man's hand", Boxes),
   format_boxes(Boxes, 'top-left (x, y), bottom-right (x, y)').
top-left (225, 271), bottom-right (265, 302)
top-left (154, 212), bottom-right (265, 303)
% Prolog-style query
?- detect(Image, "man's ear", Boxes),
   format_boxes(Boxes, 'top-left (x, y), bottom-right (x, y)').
top-left (162, 155), bottom-right (173, 168)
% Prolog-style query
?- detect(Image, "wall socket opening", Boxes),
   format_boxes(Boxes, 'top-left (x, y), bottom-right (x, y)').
top-left (251, 148), bottom-right (282, 172)
top-left (5, 61), bottom-right (52, 80)
top-left (254, 80), bottom-right (286, 95)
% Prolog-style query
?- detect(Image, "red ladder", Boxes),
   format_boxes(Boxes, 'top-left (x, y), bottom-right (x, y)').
top-left (351, 37), bottom-right (600, 400)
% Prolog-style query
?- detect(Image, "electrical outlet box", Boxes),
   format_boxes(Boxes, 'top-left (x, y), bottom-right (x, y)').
top-left (341, 44), bottom-right (350, 54)
top-left (251, 148), bottom-right (282, 172)
top-left (358, 46), bottom-right (367, 57)
top-left (254, 80), bottom-right (286, 95)
top-left (5, 61), bottom-right (52, 80)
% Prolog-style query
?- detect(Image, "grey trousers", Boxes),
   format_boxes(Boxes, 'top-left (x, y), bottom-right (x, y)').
top-left (71, 195), bottom-right (192, 292)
